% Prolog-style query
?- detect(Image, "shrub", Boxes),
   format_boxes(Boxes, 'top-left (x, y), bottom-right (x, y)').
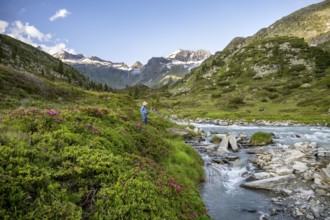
top-left (210, 136), bottom-right (222, 143)
top-left (289, 64), bottom-right (306, 73)
top-left (229, 97), bottom-right (244, 105)
top-left (211, 92), bottom-right (222, 98)
top-left (268, 93), bottom-right (279, 100)
top-left (250, 132), bottom-right (272, 145)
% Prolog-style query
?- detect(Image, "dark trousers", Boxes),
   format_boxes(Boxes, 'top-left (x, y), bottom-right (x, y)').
top-left (142, 114), bottom-right (148, 124)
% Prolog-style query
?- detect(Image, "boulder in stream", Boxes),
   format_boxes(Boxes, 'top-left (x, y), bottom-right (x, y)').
top-left (241, 174), bottom-right (296, 190)
top-left (218, 136), bottom-right (229, 153)
top-left (228, 134), bottom-right (239, 152)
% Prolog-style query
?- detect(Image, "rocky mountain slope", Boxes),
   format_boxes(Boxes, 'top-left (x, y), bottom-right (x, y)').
top-left (224, 0), bottom-right (330, 52)
top-left (252, 0), bottom-right (330, 46)
top-left (163, 0), bottom-right (330, 124)
top-left (53, 49), bottom-right (211, 89)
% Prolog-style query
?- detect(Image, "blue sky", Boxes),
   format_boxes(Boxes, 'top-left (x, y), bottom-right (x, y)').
top-left (0, 0), bottom-right (324, 65)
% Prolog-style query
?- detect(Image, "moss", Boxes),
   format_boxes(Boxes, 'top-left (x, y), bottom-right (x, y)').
top-left (210, 136), bottom-right (222, 144)
top-left (250, 132), bottom-right (273, 146)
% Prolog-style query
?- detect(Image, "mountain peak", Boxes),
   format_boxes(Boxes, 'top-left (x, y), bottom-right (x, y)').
top-left (53, 50), bottom-right (84, 60)
top-left (166, 49), bottom-right (211, 62)
top-left (130, 61), bottom-right (143, 70)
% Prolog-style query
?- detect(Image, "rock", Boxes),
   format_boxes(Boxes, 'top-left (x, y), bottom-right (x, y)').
top-left (321, 163), bottom-right (330, 182)
top-left (218, 136), bottom-right (229, 152)
top-left (282, 149), bottom-right (305, 164)
top-left (194, 127), bottom-right (200, 134)
top-left (303, 170), bottom-right (314, 181)
top-left (246, 150), bottom-right (257, 154)
top-left (311, 207), bottom-right (321, 219)
top-left (226, 155), bottom-right (239, 161)
top-left (275, 167), bottom-right (293, 175)
top-left (315, 189), bottom-right (327, 196)
top-left (252, 172), bottom-right (271, 180)
top-left (301, 83), bottom-right (311, 88)
top-left (228, 134), bottom-right (239, 152)
top-left (280, 188), bottom-right (293, 196)
top-left (306, 214), bottom-right (314, 219)
top-left (212, 158), bottom-right (225, 164)
top-left (292, 161), bottom-right (308, 173)
top-left (317, 149), bottom-right (330, 157)
top-left (166, 128), bottom-right (190, 137)
top-left (241, 174), bottom-right (295, 190)
top-left (260, 155), bottom-right (272, 162)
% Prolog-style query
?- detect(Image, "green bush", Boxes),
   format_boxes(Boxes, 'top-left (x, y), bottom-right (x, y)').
top-left (229, 97), bottom-right (245, 105)
top-left (250, 132), bottom-right (273, 145)
top-left (0, 104), bottom-right (210, 219)
top-left (210, 136), bottom-right (222, 143)
top-left (211, 92), bottom-right (222, 98)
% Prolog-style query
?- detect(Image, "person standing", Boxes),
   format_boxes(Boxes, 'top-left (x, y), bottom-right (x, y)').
top-left (140, 101), bottom-right (148, 124)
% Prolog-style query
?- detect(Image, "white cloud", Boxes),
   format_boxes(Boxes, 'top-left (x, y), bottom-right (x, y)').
top-left (50, 9), bottom-right (71, 22)
top-left (0, 20), bottom-right (9, 33)
top-left (40, 43), bottom-right (76, 55)
top-left (8, 21), bottom-right (52, 42)
top-left (3, 20), bottom-right (75, 56)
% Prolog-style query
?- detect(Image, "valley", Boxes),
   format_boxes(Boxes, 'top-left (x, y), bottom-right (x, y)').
top-left (1, 0), bottom-right (330, 219)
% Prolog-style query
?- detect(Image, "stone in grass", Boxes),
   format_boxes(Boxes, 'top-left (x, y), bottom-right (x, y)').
top-left (250, 132), bottom-right (273, 146)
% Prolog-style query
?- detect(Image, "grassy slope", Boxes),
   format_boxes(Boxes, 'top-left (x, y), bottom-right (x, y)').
top-left (0, 39), bottom-right (209, 219)
top-left (252, 0), bottom-right (330, 46)
top-left (160, 37), bottom-right (330, 125)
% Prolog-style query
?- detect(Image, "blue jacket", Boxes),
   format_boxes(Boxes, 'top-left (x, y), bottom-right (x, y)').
top-left (140, 105), bottom-right (147, 116)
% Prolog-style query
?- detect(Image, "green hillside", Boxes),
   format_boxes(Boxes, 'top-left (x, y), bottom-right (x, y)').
top-left (252, 0), bottom-right (330, 46)
top-left (0, 35), bottom-right (209, 219)
top-left (164, 36), bottom-right (330, 124)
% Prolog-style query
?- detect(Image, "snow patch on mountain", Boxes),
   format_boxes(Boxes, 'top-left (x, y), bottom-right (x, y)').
top-left (53, 50), bottom-right (131, 71)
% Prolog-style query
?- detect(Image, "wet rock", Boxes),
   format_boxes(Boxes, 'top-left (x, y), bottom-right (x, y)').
top-left (275, 167), bottom-right (293, 175)
top-left (282, 149), bottom-right (305, 164)
top-left (292, 161), bottom-right (308, 173)
top-left (223, 155), bottom-right (238, 161)
top-left (315, 189), bottom-right (327, 196)
top-left (228, 134), bottom-right (239, 151)
top-left (317, 149), bottom-right (330, 157)
top-left (241, 174), bottom-right (295, 190)
top-left (303, 170), bottom-right (314, 181)
top-left (252, 172), bottom-right (271, 180)
top-left (240, 208), bottom-right (257, 213)
top-left (279, 188), bottom-right (293, 196)
top-left (311, 207), bottom-right (321, 219)
top-left (246, 150), bottom-right (257, 154)
top-left (218, 136), bottom-right (229, 153)
top-left (212, 158), bottom-right (229, 164)
top-left (321, 163), bottom-right (330, 182)
top-left (306, 214), bottom-right (314, 219)
top-left (166, 128), bottom-right (191, 138)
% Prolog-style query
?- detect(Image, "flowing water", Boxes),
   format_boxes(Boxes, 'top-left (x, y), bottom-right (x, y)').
top-left (190, 124), bottom-right (330, 220)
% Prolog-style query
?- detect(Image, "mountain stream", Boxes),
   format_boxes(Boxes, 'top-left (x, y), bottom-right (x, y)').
top-left (188, 124), bottom-right (330, 220)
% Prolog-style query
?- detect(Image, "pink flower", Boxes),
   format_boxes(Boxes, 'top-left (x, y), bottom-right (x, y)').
top-left (54, 118), bottom-right (62, 122)
top-left (45, 109), bottom-right (58, 116)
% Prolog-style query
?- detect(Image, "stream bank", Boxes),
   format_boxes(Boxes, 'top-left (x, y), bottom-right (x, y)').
top-left (178, 123), bottom-right (330, 219)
